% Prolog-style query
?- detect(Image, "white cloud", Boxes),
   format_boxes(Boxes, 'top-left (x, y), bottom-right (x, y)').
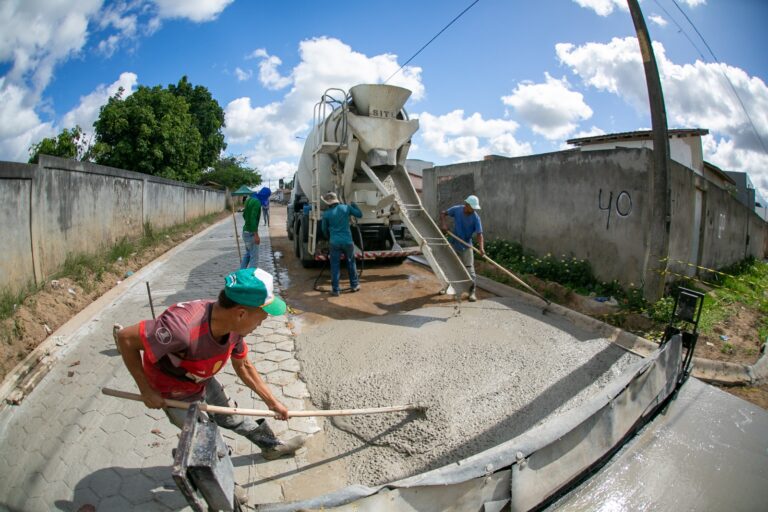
top-left (153, 0), bottom-right (234, 22)
top-left (225, 37), bottom-right (425, 171)
top-left (234, 67), bottom-right (252, 82)
top-left (502, 73), bottom-right (593, 140)
top-left (60, 72), bottom-right (138, 135)
top-left (0, 78), bottom-right (53, 161)
top-left (259, 161), bottom-right (297, 184)
top-left (249, 49), bottom-right (292, 90)
top-left (416, 110), bottom-right (531, 161)
top-left (649, 14), bottom-right (668, 27)
top-left (0, 0), bottom-right (102, 94)
top-left (572, 0), bottom-right (627, 16)
top-left (557, 35), bottom-right (768, 201)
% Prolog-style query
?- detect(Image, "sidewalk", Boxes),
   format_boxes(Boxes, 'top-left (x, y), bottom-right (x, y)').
top-left (0, 217), bottom-right (319, 511)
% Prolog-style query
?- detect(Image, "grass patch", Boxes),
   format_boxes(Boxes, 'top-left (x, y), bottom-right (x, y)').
top-left (4, 212), bottom-right (224, 317)
top-left (483, 239), bottom-right (768, 344)
top-left (0, 282), bottom-right (38, 321)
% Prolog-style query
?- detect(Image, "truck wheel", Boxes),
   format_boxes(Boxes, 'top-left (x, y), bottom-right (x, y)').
top-left (299, 219), bottom-right (315, 268)
top-left (287, 219), bottom-right (294, 241)
top-left (293, 220), bottom-right (301, 257)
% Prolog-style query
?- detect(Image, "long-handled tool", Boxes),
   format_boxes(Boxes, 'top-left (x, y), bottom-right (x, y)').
top-left (102, 387), bottom-right (426, 418)
top-left (446, 231), bottom-right (551, 307)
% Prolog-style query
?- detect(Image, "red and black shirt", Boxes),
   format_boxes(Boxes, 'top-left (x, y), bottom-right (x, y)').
top-left (139, 300), bottom-right (247, 401)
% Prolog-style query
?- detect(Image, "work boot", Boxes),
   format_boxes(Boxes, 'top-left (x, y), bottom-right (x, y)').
top-left (468, 292), bottom-right (477, 302)
top-left (246, 420), bottom-right (306, 460)
top-left (112, 324), bottom-right (123, 354)
top-left (234, 483), bottom-right (249, 505)
top-left (351, 285), bottom-right (361, 292)
top-left (261, 434), bottom-right (307, 460)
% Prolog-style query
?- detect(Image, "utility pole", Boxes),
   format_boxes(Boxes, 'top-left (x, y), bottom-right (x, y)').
top-left (627, 0), bottom-right (671, 301)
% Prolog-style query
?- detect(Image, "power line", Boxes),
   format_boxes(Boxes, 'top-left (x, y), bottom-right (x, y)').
top-left (658, 0), bottom-right (767, 154)
top-left (384, 0), bottom-right (481, 84)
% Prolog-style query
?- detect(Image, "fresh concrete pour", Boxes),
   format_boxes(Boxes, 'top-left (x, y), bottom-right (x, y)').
top-left (296, 297), bottom-right (641, 486)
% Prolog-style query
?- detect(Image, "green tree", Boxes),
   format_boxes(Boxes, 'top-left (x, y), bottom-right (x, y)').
top-left (94, 86), bottom-right (203, 182)
top-left (198, 155), bottom-right (261, 190)
top-left (169, 76), bottom-right (227, 171)
top-left (28, 125), bottom-right (99, 163)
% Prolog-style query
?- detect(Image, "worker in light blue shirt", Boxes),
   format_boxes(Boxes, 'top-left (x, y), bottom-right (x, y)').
top-left (320, 192), bottom-right (363, 296)
top-left (440, 194), bottom-right (485, 301)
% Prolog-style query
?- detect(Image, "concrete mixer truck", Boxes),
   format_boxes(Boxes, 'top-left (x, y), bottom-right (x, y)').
top-left (286, 84), bottom-right (474, 297)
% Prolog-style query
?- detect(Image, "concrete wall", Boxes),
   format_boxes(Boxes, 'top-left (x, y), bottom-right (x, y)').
top-left (0, 156), bottom-right (227, 293)
top-left (424, 148), bottom-right (768, 297)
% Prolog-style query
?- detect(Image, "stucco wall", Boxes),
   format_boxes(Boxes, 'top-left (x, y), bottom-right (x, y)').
top-left (425, 148), bottom-right (768, 296)
top-left (0, 156), bottom-right (226, 294)
top-left (0, 163), bottom-right (36, 290)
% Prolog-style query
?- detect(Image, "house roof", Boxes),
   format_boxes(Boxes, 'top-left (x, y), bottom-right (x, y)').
top-left (567, 128), bottom-right (709, 146)
top-left (703, 161), bottom-right (737, 186)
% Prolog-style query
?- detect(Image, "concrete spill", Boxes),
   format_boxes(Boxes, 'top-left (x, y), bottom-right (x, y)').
top-left (295, 297), bottom-right (640, 486)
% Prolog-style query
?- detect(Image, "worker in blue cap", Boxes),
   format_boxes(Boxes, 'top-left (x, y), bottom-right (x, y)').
top-left (113, 268), bottom-right (305, 464)
top-left (440, 194), bottom-right (485, 301)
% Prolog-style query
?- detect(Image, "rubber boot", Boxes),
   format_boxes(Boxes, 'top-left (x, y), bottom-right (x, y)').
top-left (112, 324), bottom-right (123, 354)
top-left (247, 420), bottom-right (306, 460)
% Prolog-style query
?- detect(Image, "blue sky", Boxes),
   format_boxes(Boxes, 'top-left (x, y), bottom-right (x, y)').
top-left (1, 0), bottom-right (767, 197)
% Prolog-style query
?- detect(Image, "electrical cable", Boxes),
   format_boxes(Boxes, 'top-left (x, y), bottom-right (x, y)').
top-left (654, 0), bottom-right (768, 155)
top-left (384, 0), bottom-right (481, 84)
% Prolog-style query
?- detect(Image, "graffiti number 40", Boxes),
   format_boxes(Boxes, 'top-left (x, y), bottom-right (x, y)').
top-left (598, 189), bottom-right (633, 229)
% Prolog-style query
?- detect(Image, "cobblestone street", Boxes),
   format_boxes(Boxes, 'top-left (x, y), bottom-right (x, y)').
top-left (0, 217), bottom-right (320, 511)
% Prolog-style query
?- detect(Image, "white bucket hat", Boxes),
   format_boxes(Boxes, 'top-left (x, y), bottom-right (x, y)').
top-left (465, 195), bottom-right (481, 210)
top-left (321, 192), bottom-right (340, 205)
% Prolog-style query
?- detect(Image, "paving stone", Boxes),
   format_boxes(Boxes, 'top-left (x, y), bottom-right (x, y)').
top-left (264, 350), bottom-right (291, 362)
top-left (265, 333), bottom-right (291, 344)
top-left (254, 455), bottom-right (298, 479)
top-left (98, 493), bottom-right (135, 510)
top-left (84, 444), bottom-right (116, 472)
top-left (254, 342), bottom-right (273, 354)
top-left (101, 412), bottom-right (130, 433)
top-left (70, 487), bottom-right (101, 512)
top-left (88, 467), bottom-right (123, 498)
top-left (152, 487), bottom-right (189, 510)
top-left (283, 380), bottom-right (309, 398)
top-left (267, 370), bottom-right (297, 386)
top-left (21, 496), bottom-right (47, 512)
top-left (287, 418), bottom-right (321, 435)
top-left (120, 472), bottom-right (158, 504)
top-left (254, 360), bottom-right (279, 374)
top-left (278, 359), bottom-right (301, 373)
top-left (248, 479), bottom-right (284, 504)
top-left (276, 340), bottom-right (295, 352)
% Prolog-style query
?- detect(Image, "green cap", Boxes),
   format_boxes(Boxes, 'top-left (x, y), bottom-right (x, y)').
top-left (224, 268), bottom-right (287, 316)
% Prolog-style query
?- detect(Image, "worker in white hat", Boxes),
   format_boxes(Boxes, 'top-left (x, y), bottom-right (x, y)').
top-left (440, 194), bottom-right (485, 301)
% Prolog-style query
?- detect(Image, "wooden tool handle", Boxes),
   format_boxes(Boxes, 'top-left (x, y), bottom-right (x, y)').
top-left (102, 387), bottom-right (423, 418)
top-left (446, 231), bottom-right (551, 305)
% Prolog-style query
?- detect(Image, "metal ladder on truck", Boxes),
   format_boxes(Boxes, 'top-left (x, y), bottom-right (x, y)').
top-left (359, 161), bottom-right (474, 297)
top-left (308, 89), bottom-right (349, 258)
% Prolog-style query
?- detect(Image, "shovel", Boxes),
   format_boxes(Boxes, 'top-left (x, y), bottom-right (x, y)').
top-left (445, 231), bottom-right (551, 306)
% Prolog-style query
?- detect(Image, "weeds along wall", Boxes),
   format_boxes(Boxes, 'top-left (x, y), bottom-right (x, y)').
top-left (0, 155), bottom-right (227, 294)
top-left (422, 148), bottom-right (768, 300)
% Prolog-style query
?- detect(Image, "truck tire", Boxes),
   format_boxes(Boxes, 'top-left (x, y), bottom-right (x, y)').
top-left (287, 218), bottom-right (294, 241)
top-left (293, 219), bottom-right (301, 257)
top-left (299, 219), bottom-right (315, 268)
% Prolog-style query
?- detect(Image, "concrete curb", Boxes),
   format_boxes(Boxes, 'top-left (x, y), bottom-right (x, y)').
top-left (409, 255), bottom-right (765, 388)
top-left (0, 216), bottom-right (230, 408)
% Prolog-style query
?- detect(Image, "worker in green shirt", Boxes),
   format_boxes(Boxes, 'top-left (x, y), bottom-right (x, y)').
top-left (241, 192), bottom-right (261, 269)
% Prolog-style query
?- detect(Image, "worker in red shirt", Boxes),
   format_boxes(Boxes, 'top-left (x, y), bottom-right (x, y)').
top-left (114, 268), bottom-right (305, 460)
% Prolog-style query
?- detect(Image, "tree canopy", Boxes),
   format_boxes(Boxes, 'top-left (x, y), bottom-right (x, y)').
top-left (28, 126), bottom-right (99, 164)
top-left (198, 155), bottom-right (261, 190)
top-left (92, 77), bottom-right (226, 183)
top-left (169, 76), bottom-right (227, 172)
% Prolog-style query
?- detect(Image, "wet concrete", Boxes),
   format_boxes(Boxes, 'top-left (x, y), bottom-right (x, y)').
top-left (548, 377), bottom-right (768, 511)
top-left (295, 296), bottom-right (641, 486)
